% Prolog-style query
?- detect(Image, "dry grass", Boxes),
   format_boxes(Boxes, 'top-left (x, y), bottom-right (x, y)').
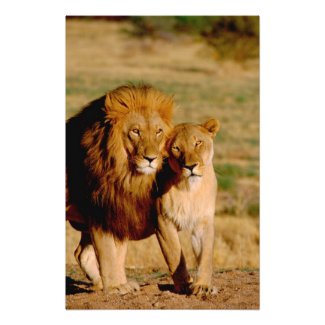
top-left (66, 217), bottom-right (259, 269)
top-left (66, 18), bottom-right (259, 269)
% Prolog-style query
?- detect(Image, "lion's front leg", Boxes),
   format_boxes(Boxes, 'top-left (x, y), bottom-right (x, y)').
top-left (90, 227), bottom-right (139, 295)
top-left (190, 220), bottom-right (217, 297)
top-left (156, 214), bottom-right (193, 294)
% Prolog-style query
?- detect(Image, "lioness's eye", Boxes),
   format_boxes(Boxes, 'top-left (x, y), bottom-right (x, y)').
top-left (156, 128), bottom-right (163, 136)
top-left (131, 128), bottom-right (140, 136)
top-left (196, 140), bottom-right (202, 146)
top-left (172, 146), bottom-right (180, 152)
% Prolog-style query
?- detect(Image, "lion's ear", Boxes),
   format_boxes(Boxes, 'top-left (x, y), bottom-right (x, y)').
top-left (104, 93), bottom-right (129, 122)
top-left (202, 118), bottom-right (220, 138)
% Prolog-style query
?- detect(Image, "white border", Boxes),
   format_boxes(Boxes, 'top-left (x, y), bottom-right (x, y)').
top-left (1, 0), bottom-right (325, 324)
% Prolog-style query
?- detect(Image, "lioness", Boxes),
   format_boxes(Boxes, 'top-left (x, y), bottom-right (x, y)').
top-left (66, 84), bottom-right (174, 294)
top-left (156, 119), bottom-right (220, 296)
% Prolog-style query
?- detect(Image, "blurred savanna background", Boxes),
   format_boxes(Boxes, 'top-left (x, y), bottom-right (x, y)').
top-left (66, 16), bottom-right (259, 271)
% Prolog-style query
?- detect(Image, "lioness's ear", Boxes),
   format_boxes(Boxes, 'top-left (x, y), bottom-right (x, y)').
top-left (104, 92), bottom-right (129, 123)
top-left (202, 118), bottom-right (220, 137)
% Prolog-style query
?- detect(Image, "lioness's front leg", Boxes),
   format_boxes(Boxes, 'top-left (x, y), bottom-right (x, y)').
top-left (191, 220), bottom-right (217, 296)
top-left (90, 227), bottom-right (139, 294)
top-left (156, 214), bottom-right (193, 293)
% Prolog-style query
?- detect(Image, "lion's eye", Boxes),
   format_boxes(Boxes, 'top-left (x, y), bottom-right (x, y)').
top-left (131, 128), bottom-right (140, 136)
top-left (195, 140), bottom-right (202, 146)
top-left (156, 128), bottom-right (163, 136)
top-left (172, 146), bottom-right (180, 152)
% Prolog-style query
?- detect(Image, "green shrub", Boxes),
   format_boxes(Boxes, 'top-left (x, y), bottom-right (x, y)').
top-left (247, 202), bottom-right (260, 217)
top-left (218, 176), bottom-right (236, 191)
top-left (129, 16), bottom-right (259, 61)
top-left (129, 16), bottom-right (177, 37)
top-left (216, 163), bottom-right (259, 179)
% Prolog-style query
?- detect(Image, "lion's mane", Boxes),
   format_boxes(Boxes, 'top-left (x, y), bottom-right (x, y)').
top-left (66, 85), bottom-right (173, 240)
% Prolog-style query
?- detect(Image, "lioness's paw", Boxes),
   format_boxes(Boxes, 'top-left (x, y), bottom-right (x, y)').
top-left (119, 281), bottom-right (140, 295)
top-left (103, 281), bottom-right (140, 295)
top-left (190, 284), bottom-right (218, 297)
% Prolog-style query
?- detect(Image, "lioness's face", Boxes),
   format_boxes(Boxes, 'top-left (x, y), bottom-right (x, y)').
top-left (122, 112), bottom-right (170, 175)
top-left (167, 120), bottom-right (220, 182)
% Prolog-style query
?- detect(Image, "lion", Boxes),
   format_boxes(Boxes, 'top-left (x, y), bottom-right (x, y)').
top-left (66, 84), bottom-right (174, 294)
top-left (155, 119), bottom-right (220, 296)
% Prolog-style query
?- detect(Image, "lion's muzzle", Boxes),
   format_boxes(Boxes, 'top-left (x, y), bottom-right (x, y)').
top-left (136, 155), bottom-right (159, 174)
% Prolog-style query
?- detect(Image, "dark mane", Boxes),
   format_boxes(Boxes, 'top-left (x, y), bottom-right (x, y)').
top-left (66, 95), bottom-right (107, 211)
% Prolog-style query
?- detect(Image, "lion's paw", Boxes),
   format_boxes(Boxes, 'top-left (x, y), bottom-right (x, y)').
top-left (190, 284), bottom-right (218, 297)
top-left (104, 281), bottom-right (140, 295)
top-left (174, 282), bottom-right (193, 295)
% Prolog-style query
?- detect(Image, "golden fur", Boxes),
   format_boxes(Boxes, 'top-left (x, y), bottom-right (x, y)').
top-left (66, 84), bottom-right (173, 293)
top-left (156, 119), bottom-right (220, 296)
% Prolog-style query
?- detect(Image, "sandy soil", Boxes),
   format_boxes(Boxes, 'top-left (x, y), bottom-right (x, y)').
top-left (66, 264), bottom-right (259, 310)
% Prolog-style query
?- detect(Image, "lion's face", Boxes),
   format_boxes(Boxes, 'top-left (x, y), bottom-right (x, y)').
top-left (167, 119), bottom-right (220, 183)
top-left (121, 111), bottom-right (170, 175)
top-left (100, 85), bottom-right (174, 177)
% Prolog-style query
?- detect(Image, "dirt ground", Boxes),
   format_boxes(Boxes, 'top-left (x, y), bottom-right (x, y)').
top-left (66, 264), bottom-right (259, 310)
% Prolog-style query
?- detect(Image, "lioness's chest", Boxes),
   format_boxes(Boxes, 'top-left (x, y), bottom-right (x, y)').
top-left (161, 185), bottom-right (215, 230)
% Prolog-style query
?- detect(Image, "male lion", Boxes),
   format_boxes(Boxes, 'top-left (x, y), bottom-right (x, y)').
top-left (66, 84), bottom-right (173, 294)
top-left (156, 119), bottom-right (220, 296)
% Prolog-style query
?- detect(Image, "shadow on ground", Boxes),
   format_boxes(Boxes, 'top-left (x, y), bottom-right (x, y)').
top-left (66, 276), bottom-right (92, 295)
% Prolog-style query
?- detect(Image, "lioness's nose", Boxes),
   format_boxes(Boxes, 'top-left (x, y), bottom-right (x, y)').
top-left (183, 163), bottom-right (198, 171)
top-left (144, 156), bottom-right (157, 163)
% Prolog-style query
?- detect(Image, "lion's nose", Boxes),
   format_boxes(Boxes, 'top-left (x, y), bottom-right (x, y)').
top-left (144, 156), bottom-right (157, 163)
top-left (183, 163), bottom-right (198, 172)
